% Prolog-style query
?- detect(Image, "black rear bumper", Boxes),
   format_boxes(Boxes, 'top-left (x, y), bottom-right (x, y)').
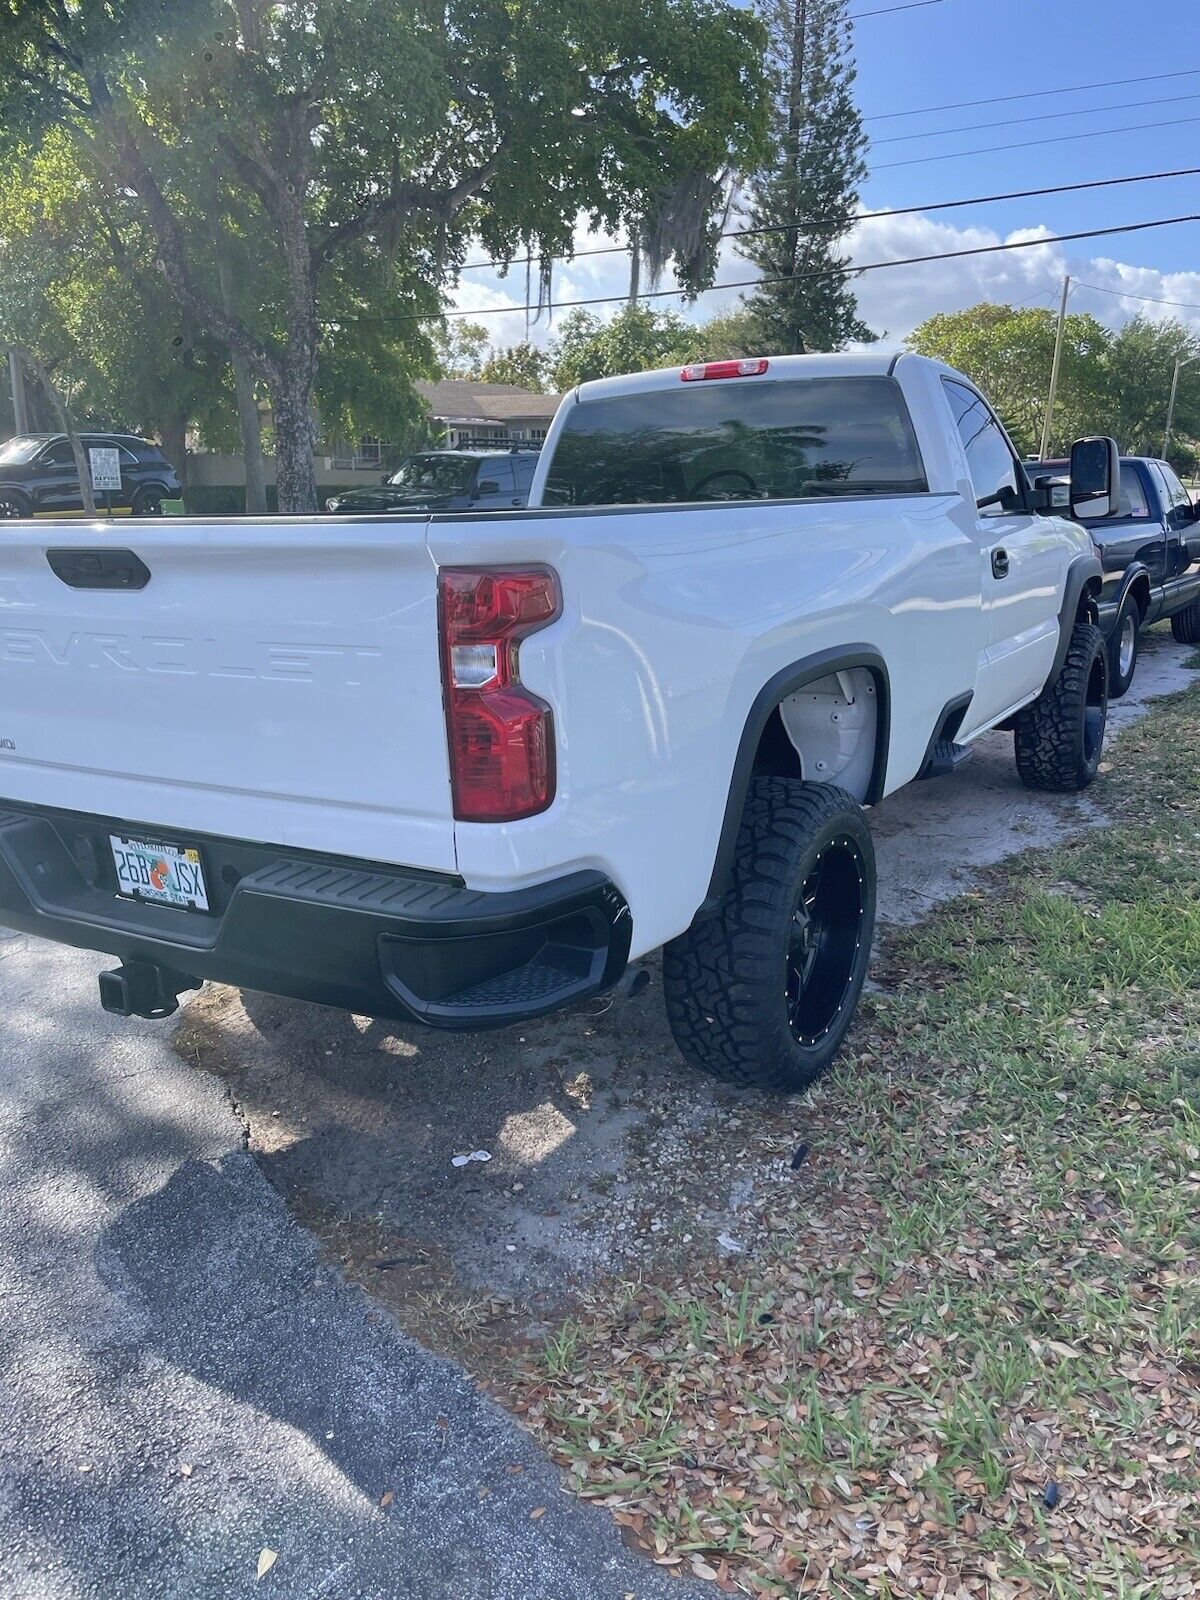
top-left (0, 803), bottom-right (631, 1028)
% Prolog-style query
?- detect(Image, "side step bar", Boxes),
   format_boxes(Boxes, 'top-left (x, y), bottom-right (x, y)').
top-left (917, 691), bottom-right (975, 781)
top-left (920, 739), bottom-right (973, 780)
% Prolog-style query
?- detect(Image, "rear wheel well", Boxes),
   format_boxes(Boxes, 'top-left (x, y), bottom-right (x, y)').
top-left (751, 708), bottom-right (804, 782)
top-left (1127, 574), bottom-right (1151, 620)
top-left (748, 666), bottom-right (883, 805)
top-left (699, 651), bottom-right (890, 918)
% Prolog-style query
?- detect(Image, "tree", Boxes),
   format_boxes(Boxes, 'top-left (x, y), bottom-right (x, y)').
top-left (738, 0), bottom-right (873, 354)
top-left (481, 342), bottom-right (551, 392)
top-left (550, 305), bottom-right (695, 388)
top-left (686, 304), bottom-right (772, 359)
top-left (907, 303), bottom-right (1200, 468)
top-left (432, 322), bottom-right (491, 381)
top-left (907, 302), bottom-right (1112, 459)
top-left (1105, 316), bottom-right (1200, 469)
top-left (2, 1), bottom-right (767, 512)
top-left (0, 129), bottom-right (241, 496)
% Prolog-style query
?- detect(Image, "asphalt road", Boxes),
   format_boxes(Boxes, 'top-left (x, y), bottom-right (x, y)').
top-left (0, 930), bottom-right (702, 1600)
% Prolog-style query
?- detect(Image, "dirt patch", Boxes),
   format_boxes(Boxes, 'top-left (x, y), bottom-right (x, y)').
top-left (175, 958), bottom-right (810, 1362)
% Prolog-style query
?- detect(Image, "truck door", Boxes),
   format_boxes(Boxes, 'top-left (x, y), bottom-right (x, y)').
top-left (1151, 460), bottom-right (1197, 579)
top-left (942, 379), bottom-right (1065, 734)
top-left (1087, 462), bottom-right (1166, 613)
top-left (32, 438), bottom-right (84, 516)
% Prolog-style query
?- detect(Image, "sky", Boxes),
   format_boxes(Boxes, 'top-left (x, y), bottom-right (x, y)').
top-left (449, 0), bottom-right (1200, 352)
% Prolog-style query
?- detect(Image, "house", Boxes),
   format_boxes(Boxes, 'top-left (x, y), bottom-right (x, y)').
top-left (413, 379), bottom-right (561, 450)
top-left (326, 380), bottom-right (560, 467)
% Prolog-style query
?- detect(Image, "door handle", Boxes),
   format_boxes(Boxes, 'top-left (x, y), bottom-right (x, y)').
top-left (991, 548), bottom-right (1010, 580)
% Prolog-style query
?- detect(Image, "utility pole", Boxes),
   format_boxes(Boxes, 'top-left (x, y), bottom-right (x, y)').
top-left (1039, 274), bottom-right (1071, 462)
top-left (7, 349), bottom-right (29, 435)
top-left (1163, 354), bottom-right (1197, 462)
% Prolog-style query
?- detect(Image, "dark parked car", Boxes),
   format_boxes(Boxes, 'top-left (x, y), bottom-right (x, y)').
top-left (0, 432), bottom-right (181, 519)
top-left (1025, 456), bottom-right (1200, 696)
top-left (325, 448), bottom-right (540, 514)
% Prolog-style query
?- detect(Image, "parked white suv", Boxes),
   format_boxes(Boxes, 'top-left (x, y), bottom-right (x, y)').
top-left (0, 353), bottom-right (1114, 1090)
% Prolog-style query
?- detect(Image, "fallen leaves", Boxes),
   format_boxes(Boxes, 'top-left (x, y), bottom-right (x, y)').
top-left (255, 1548), bottom-right (277, 1581)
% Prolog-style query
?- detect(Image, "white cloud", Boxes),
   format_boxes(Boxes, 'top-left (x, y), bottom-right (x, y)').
top-left (447, 208), bottom-right (1200, 350)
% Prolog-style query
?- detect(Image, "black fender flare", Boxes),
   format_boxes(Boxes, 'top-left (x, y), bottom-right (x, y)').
top-left (696, 644), bottom-right (891, 920)
top-left (1050, 554), bottom-right (1103, 682)
top-left (1109, 562), bottom-right (1152, 631)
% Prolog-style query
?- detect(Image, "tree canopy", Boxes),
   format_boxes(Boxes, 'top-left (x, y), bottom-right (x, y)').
top-left (908, 302), bottom-right (1200, 469)
top-left (1, 0), bottom-right (768, 510)
top-left (549, 305), bottom-right (696, 388)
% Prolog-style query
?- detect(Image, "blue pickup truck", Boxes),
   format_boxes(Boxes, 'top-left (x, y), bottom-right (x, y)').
top-left (1027, 456), bottom-right (1200, 696)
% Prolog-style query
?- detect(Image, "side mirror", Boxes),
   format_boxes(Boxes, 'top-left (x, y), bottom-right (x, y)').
top-left (380, 472), bottom-right (390, 485)
top-left (473, 479), bottom-right (500, 497)
top-left (1069, 436), bottom-right (1120, 519)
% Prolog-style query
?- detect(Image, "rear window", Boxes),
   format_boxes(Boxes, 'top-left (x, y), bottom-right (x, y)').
top-left (544, 377), bottom-right (928, 508)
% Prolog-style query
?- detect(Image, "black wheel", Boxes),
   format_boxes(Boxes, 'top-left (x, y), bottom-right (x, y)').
top-left (1171, 597), bottom-right (1200, 645)
top-left (1107, 592), bottom-right (1140, 699)
top-left (663, 778), bottom-right (876, 1093)
top-left (131, 484), bottom-right (166, 517)
top-left (0, 488), bottom-right (31, 520)
top-left (1014, 622), bottom-right (1108, 792)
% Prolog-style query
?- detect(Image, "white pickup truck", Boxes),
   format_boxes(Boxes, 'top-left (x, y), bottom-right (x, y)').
top-left (0, 352), bottom-right (1117, 1090)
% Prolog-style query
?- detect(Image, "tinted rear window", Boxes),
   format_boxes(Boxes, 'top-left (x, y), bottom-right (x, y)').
top-left (544, 377), bottom-right (927, 508)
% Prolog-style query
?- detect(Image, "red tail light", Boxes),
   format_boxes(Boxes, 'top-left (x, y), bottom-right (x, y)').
top-left (680, 358), bottom-right (769, 381)
top-left (439, 567), bottom-right (560, 821)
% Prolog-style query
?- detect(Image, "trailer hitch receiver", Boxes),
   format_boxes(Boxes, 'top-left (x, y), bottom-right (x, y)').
top-left (99, 962), bottom-right (201, 1020)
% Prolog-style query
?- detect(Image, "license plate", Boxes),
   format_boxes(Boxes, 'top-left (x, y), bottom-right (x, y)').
top-left (110, 835), bottom-right (210, 911)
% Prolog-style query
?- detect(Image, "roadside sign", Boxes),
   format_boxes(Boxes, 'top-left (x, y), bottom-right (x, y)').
top-left (88, 446), bottom-right (122, 493)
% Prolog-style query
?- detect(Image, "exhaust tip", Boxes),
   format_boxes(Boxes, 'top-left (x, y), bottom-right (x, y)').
top-left (613, 964), bottom-right (651, 1001)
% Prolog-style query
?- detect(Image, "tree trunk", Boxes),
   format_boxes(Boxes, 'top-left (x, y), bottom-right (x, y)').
top-left (160, 405), bottom-right (188, 499)
top-left (234, 355), bottom-right (268, 514)
top-left (217, 251), bottom-right (268, 515)
top-left (269, 367), bottom-right (319, 515)
top-left (15, 347), bottom-right (96, 515)
top-left (785, 0), bottom-right (809, 355)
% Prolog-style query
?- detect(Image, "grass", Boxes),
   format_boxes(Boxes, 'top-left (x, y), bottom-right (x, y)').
top-left (499, 663), bottom-right (1200, 1596)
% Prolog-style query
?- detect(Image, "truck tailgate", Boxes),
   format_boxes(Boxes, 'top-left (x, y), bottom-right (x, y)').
top-left (0, 519), bottom-right (456, 873)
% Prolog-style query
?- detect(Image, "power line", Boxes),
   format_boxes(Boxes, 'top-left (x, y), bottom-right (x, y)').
top-left (849, 0), bottom-right (945, 16)
top-left (874, 92), bottom-right (1170, 146)
top-left (454, 166), bottom-right (1200, 275)
top-left (875, 112), bottom-right (1200, 170)
top-left (1073, 279), bottom-right (1200, 315)
top-left (864, 66), bottom-right (1200, 123)
top-left (322, 212), bottom-right (1200, 325)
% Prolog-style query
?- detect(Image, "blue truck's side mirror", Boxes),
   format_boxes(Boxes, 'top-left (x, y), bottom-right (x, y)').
top-left (1069, 437), bottom-right (1120, 519)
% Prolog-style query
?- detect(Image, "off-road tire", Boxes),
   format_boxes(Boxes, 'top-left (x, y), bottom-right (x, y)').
top-left (1171, 597), bottom-right (1200, 645)
top-left (1014, 621), bottom-right (1108, 792)
top-left (1107, 591), bottom-right (1140, 699)
top-left (663, 778), bottom-right (876, 1093)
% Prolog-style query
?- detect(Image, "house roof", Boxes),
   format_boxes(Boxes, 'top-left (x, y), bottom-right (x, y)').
top-left (416, 379), bottom-right (561, 424)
